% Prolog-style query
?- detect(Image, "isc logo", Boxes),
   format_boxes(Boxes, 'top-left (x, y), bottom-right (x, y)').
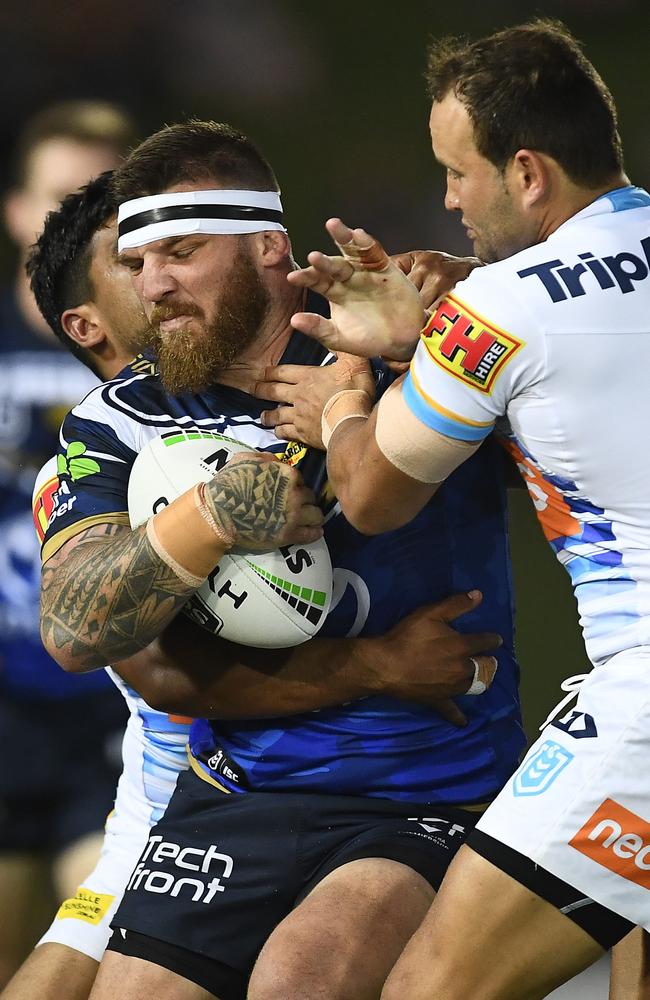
top-left (569, 798), bottom-right (650, 889)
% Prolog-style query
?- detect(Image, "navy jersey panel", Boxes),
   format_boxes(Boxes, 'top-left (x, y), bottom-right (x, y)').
top-left (41, 308), bottom-right (524, 805)
top-left (0, 288), bottom-right (115, 698)
top-left (195, 438), bottom-right (522, 805)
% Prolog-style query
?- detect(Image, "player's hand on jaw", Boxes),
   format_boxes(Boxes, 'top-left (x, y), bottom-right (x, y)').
top-left (288, 218), bottom-right (425, 361)
top-left (256, 353), bottom-right (376, 449)
top-left (203, 451), bottom-right (323, 552)
top-left (392, 249), bottom-right (483, 311)
top-left (359, 590), bottom-right (501, 728)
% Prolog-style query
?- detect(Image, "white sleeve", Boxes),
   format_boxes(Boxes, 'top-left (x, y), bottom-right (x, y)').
top-left (402, 265), bottom-right (545, 441)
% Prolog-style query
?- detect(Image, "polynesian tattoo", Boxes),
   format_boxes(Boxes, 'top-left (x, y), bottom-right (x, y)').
top-left (41, 458), bottom-right (301, 669)
top-left (40, 521), bottom-right (194, 670)
top-left (203, 456), bottom-right (291, 553)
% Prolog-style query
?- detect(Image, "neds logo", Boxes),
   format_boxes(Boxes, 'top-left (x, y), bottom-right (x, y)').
top-left (569, 798), bottom-right (650, 889)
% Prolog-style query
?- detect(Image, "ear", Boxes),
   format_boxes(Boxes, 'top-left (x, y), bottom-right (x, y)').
top-left (61, 304), bottom-right (106, 351)
top-left (256, 230), bottom-right (291, 268)
top-left (509, 149), bottom-right (550, 209)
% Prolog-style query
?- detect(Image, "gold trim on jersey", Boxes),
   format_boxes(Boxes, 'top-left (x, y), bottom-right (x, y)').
top-left (458, 800), bottom-right (491, 814)
top-left (187, 746), bottom-right (492, 810)
top-left (41, 513), bottom-right (130, 563)
top-left (188, 749), bottom-right (232, 793)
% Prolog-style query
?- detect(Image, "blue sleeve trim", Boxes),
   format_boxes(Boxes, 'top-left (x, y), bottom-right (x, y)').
top-left (402, 373), bottom-right (493, 442)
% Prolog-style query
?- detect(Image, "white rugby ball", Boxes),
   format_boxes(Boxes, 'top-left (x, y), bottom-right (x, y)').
top-left (127, 430), bottom-right (332, 647)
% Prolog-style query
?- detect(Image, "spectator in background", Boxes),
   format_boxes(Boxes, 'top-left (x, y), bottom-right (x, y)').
top-left (0, 101), bottom-right (137, 987)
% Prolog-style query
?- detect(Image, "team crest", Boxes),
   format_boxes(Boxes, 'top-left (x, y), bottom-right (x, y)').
top-left (512, 740), bottom-right (574, 797)
top-left (422, 294), bottom-right (523, 393)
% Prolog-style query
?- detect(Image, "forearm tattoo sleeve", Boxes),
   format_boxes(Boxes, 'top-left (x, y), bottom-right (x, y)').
top-left (40, 522), bottom-right (196, 669)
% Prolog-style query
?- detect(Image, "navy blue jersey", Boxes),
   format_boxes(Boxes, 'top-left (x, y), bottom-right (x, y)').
top-left (41, 313), bottom-right (524, 804)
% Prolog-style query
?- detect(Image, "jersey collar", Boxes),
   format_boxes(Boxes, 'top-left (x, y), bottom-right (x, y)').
top-left (554, 185), bottom-right (650, 238)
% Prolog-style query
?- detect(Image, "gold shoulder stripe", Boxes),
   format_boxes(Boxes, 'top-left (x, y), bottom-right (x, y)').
top-left (41, 513), bottom-right (130, 564)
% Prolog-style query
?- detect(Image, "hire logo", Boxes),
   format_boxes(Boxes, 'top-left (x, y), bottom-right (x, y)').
top-left (421, 295), bottom-right (523, 393)
top-left (569, 798), bottom-right (650, 889)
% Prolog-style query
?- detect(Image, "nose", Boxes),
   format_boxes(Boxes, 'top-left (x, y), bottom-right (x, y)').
top-left (141, 258), bottom-right (177, 304)
top-left (444, 180), bottom-right (461, 212)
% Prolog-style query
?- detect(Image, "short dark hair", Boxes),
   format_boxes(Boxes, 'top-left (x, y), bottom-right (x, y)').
top-left (11, 100), bottom-right (137, 188)
top-left (113, 119), bottom-right (279, 203)
top-left (426, 19), bottom-right (624, 187)
top-left (26, 171), bottom-right (116, 375)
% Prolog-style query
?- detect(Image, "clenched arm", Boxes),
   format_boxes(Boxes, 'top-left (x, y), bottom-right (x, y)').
top-left (40, 522), bottom-right (195, 672)
top-left (40, 454), bottom-right (322, 672)
top-left (112, 591), bottom-right (502, 727)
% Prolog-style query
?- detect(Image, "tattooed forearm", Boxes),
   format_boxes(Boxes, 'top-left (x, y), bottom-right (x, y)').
top-left (40, 522), bottom-right (197, 671)
top-left (204, 458), bottom-right (290, 552)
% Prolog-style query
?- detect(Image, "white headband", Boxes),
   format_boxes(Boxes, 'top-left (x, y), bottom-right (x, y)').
top-left (117, 189), bottom-right (286, 251)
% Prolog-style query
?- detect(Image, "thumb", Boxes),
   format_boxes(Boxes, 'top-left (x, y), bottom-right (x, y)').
top-left (291, 312), bottom-right (340, 349)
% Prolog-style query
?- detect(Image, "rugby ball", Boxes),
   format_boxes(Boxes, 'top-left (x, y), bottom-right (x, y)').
top-left (127, 430), bottom-right (332, 648)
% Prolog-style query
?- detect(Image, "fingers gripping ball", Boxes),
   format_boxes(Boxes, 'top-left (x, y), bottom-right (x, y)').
top-left (128, 431), bottom-right (332, 647)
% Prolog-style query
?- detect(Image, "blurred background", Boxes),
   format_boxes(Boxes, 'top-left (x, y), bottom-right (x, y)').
top-left (0, 2), bottom-right (645, 993)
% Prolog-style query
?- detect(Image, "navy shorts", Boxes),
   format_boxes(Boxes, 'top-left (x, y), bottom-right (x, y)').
top-left (108, 767), bottom-right (479, 999)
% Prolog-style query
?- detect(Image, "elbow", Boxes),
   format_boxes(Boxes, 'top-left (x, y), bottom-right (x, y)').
top-left (42, 641), bottom-right (106, 675)
top-left (39, 619), bottom-right (111, 674)
top-left (338, 493), bottom-right (413, 536)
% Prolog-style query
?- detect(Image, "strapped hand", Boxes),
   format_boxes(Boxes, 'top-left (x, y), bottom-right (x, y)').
top-left (288, 219), bottom-right (425, 360)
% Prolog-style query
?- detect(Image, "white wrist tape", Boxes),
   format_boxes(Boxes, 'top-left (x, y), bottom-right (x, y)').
top-left (466, 656), bottom-right (498, 695)
top-left (321, 389), bottom-right (373, 448)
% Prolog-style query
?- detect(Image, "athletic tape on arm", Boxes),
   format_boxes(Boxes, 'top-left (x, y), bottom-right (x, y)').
top-left (375, 382), bottom-right (480, 484)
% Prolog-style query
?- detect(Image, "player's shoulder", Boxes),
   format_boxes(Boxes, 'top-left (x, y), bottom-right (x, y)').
top-left (71, 354), bottom-right (159, 415)
top-left (452, 244), bottom-right (554, 334)
top-left (62, 354), bottom-right (165, 451)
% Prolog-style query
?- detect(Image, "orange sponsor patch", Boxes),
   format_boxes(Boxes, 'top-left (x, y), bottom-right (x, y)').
top-left (569, 798), bottom-right (650, 890)
top-left (422, 294), bottom-right (523, 394)
top-left (500, 438), bottom-right (581, 544)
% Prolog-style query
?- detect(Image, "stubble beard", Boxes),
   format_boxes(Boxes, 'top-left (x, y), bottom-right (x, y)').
top-left (142, 244), bottom-right (270, 394)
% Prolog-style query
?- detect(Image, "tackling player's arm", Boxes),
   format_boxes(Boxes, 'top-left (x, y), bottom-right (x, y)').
top-left (110, 590), bottom-right (501, 727)
top-left (286, 221), bottom-right (530, 533)
top-left (40, 455), bottom-right (322, 672)
top-left (319, 385), bottom-right (479, 534)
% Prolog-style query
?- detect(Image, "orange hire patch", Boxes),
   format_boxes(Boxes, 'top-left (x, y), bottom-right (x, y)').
top-left (569, 798), bottom-right (650, 890)
top-left (422, 295), bottom-right (523, 393)
top-left (33, 474), bottom-right (59, 544)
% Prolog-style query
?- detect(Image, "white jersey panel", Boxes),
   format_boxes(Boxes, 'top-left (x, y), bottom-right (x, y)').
top-left (404, 187), bottom-right (650, 665)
